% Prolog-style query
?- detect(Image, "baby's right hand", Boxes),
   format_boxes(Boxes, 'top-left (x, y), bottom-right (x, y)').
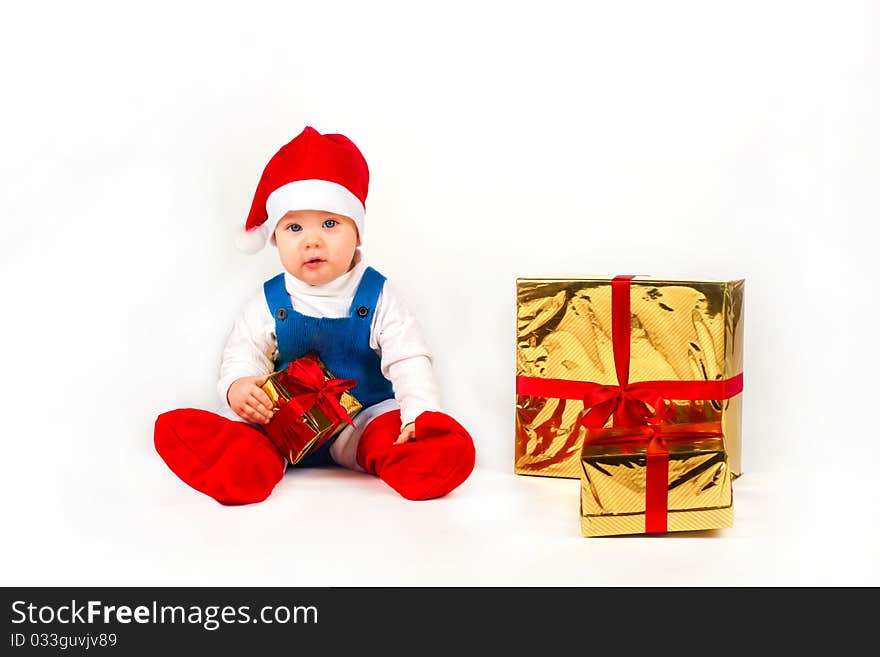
top-left (227, 376), bottom-right (276, 425)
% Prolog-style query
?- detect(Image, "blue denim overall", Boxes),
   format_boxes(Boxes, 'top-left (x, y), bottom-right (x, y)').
top-left (262, 266), bottom-right (396, 466)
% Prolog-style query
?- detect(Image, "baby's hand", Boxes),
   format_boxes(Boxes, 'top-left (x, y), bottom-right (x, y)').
top-left (394, 422), bottom-right (416, 445)
top-left (227, 376), bottom-right (276, 425)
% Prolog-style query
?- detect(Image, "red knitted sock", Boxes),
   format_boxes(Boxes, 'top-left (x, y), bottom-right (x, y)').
top-left (154, 408), bottom-right (285, 505)
top-left (356, 410), bottom-right (475, 500)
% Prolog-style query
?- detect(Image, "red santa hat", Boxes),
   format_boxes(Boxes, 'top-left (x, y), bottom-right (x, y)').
top-left (236, 126), bottom-right (369, 253)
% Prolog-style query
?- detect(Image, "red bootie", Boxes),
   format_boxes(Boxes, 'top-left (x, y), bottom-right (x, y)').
top-left (356, 410), bottom-right (475, 500)
top-left (154, 408), bottom-right (285, 505)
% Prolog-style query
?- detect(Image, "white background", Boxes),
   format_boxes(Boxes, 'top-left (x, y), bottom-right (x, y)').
top-left (1, 1), bottom-right (877, 586)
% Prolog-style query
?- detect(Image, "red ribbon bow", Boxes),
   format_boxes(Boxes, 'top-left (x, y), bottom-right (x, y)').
top-left (579, 384), bottom-right (666, 430)
top-left (281, 356), bottom-right (357, 428)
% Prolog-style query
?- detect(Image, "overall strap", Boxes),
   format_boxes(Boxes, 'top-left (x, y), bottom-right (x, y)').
top-left (263, 273), bottom-right (294, 323)
top-left (348, 266), bottom-right (386, 320)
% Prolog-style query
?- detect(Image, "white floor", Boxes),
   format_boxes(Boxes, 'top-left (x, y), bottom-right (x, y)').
top-left (4, 438), bottom-right (876, 587)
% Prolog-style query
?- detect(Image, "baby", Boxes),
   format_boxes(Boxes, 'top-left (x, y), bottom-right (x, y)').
top-left (154, 126), bottom-right (475, 504)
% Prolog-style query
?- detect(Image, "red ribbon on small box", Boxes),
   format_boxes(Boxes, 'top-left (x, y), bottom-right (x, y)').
top-left (585, 418), bottom-right (724, 533)
top-left (280, 356), bottom-right (358, 429)
top-left (516, 275), bottom-right (744, 525)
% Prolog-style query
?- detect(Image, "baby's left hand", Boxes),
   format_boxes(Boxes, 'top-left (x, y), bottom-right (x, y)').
top-left (394, 422), bottom-right (416, 445)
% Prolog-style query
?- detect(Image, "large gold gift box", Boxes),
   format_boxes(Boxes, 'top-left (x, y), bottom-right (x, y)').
top-left (580, 424), bottom-right (733, 537)
top-left (261, 354), bottom-right (362, 465)
top-left (515, 275), bottom-right (744, 479)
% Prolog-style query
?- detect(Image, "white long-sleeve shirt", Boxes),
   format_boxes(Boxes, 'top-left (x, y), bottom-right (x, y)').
top-left (217, 253), bottom-right (443, 427)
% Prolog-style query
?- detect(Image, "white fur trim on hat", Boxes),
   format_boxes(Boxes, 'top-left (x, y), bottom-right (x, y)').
top-left (266, 179), bottom-right (365, 240)
top-left (234, 221), bottom-right (272, 254)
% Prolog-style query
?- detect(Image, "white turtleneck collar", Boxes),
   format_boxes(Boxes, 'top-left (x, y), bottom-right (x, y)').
top-left (283, 249), bottom-right (366, 299)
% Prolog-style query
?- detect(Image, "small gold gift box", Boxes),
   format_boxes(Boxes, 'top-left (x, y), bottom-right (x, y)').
top-left (261, 354), bottom-right (362, 465)
top-left (580, 423), bottom-right (732, 537)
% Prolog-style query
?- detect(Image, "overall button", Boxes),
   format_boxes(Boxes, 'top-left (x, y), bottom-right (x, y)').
top-left (276, 308), bottom-right (288, 320)
top-left (356, 306), bottom-right (369, 317)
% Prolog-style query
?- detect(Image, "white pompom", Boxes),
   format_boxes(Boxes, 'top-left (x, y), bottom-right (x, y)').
top-left (234, 224), bottom-right (269, 254)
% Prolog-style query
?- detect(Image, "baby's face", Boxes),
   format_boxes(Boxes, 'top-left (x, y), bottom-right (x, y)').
top-left (274, 209), bottom-right (360, 285)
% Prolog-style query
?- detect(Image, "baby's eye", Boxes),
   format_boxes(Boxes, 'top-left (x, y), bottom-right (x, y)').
top-left (322, 219), bottom-right (338, 229)
top-left (286, 223), bottom-right (302, 232)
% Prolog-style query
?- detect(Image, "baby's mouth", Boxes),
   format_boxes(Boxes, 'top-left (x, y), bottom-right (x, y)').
top-left (303, 257), bottom-right (325, 269)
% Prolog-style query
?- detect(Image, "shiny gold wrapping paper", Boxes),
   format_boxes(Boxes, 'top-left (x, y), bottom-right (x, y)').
top-left (580, 431), bottom-right (732, 537)
top-left (515, 276), bottom-right (744, 479)
top-left (261, 356), bottom-right (362, 464)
